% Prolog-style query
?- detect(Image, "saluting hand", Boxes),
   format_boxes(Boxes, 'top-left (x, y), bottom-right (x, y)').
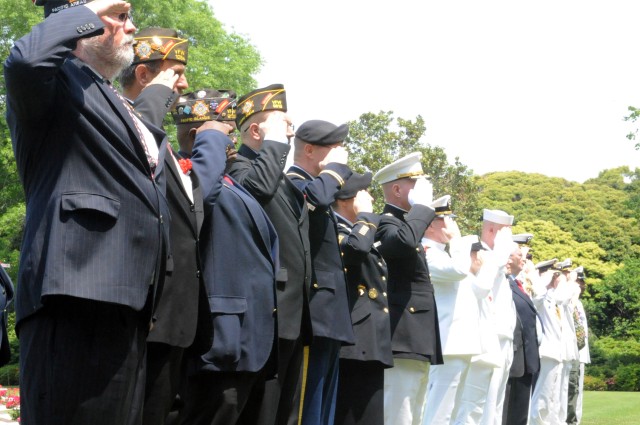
top-left (197, 120), bottom-right (234, 136)
top-left (353, 190), bottom-right (374, 214)
top-left (147, 69), bottom-right (180, 90)
top-left (86, 0), bottom-right (131, 17)
top-left (319, 145), bottom-right (348, 169)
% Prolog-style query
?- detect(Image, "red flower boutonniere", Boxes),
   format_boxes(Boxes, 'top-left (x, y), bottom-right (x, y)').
top-left (178, 158), bottom-right (193, 175)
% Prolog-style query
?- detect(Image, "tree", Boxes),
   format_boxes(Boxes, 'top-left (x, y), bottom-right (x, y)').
top-left (584, 258), bottom-right (640, 340)
top-left (345, 111), bottom-right (480, 234)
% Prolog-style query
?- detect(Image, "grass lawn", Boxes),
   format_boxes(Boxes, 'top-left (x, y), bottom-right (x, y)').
top-left (582, 391), bottom-right (640, 425)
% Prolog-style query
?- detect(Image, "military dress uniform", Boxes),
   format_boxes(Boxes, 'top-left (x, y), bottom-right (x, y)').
top-left (287, 120), bottom-right (354, 425)
top-left (373, 153), bottom-right (442, 425)
top-left (227, 85), bottom-right (314, 425)
top-left (333, 172), bottom-right (393, 425)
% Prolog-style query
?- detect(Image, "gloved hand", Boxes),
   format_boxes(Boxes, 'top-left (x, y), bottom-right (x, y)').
top-left (492, 226), bottom-right (515, 265)
top-left (353, 190), bottom-right (374, 214)
top-left (408, 177), bottom-right (433, 206)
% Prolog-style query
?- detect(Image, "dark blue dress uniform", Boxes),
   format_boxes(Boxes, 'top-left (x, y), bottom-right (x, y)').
top-left (376, 203), bottom-right (443, 364)
top-left (287, 163), bottom-right (354, 425)
top-left (228, 140), bottom-right (313, 425)
top-left (334, 212), bottom-right (393, 425)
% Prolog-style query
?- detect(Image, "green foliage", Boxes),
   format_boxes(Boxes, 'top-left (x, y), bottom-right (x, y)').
top-left (129, 0), bottom-right (262, 94)
top-left (584, 259), bottom-right (640, 340)
top-left (477, 170), bottom-right (640, 265)
top-left (345, 111), bottom-right (480, 234)
top-left (583, 375), bottom-right (607, 391)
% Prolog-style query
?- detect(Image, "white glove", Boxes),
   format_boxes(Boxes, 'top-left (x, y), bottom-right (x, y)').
top-left (353, 190), bottom-right (374, 214)
top-left (408, 177), bottom-right (433, 206)
top-left (492, 227), bottom-right (515, 265)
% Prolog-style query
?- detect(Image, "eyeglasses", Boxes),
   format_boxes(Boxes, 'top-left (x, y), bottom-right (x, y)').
top-left (115, 11), bottom-right (134, 24)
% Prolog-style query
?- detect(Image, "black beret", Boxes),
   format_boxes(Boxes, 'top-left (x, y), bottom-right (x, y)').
top-left (512, 233), bottom-right (534, 245)
top-left (335, 172), bottom-right (372, 200)
top-left (36, 0), bottom-right (93, 17)
top-left (235, 84), bottom-right (287, 128)
top-left (295, 120), bottom-right (348, 146)
top-left (133, 27), bottom-right (188, 65)
top-left (172, 89), bottom-right (237, 125)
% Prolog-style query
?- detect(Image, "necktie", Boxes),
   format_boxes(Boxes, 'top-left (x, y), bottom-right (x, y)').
top-left (109, 85), bottom-right (158, 176)
top-left (516, 279), bottom-right (527, 295)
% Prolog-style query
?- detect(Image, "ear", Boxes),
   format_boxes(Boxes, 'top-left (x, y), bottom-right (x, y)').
top-left (304, 143), bottom-right (314, 157)
top-left (188, 127), bottom-right (197, 142)
top-left (135, 64), bottom-right (152, 86)
top-left (247, 122), bottom-right (261, 141)
top-left (392, 183), bottom-right (401, 198)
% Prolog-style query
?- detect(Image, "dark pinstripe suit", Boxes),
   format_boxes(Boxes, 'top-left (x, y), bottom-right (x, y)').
top-left (5, 7), bottom-right (169, 425)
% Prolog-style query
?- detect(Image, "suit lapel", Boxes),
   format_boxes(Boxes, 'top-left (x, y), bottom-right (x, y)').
top-left (165, 148), bottom-right (203, 237)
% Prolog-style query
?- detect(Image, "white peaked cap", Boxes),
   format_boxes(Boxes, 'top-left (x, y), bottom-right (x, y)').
top-left (483, 209), bottom-right (514, 225)
top-left (373, 152), bottom-right (426, 185)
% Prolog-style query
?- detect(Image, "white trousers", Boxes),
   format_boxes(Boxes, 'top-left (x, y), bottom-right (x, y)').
top-left (480, 338), bottom-right (513, 425)
top-left (530, 357), bottom-right (562, 425)
top-left (384, 358), bottom-right (431, 425)
top-left (452, 361), bottom-right (494, 425)
top-left (558, 360), bottom-right (573, 422)
top-left (423, 355), bottom-right (471, 425)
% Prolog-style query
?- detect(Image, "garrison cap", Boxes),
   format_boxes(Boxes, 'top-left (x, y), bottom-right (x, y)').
top-left (133, 27), bottom-right (188, 65)
top-left (431, 195), bottom-right (456, 218)
top-left (172, 89), bottom-right (237, 125)
top-left (512, 233), bottom-right (534, 244)
top-left (373, 152), bottom-right (426, 185)
top-left (295, 120), bottom-right (349, 146)
top-left (235, 84), bottom-right (287, 128)
top-left (483, 209), bottom-right (514, 226)
top-left (535, 258), bottom-right (558, 273)
top-left (335, 172), bottom-right (372, 200)
top-left (35, 0), bottom-right (93, 17)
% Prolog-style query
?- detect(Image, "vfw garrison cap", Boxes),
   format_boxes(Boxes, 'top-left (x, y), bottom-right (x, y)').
top-left (35, 0), bottom-right (94, 17)
top-left (235, 84), bottom-right (287, 128)
top-left (373, 152), bottom-right (426, 185)
top-left (172, 89), bottom-right (237, 125)
top-left (133, 27), bottom-right (188, 65)
top-left (295, 120), bottom-right (349, 146)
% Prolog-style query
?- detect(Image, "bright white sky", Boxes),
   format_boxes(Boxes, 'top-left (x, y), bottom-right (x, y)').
top-left (208, 0), bottom-right (640, 183)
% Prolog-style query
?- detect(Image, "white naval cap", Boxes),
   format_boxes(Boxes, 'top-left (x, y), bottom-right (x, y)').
top-left (373, 152), bottom-right (426, 185)
top-left (482, 209), bottom-right (514, 225)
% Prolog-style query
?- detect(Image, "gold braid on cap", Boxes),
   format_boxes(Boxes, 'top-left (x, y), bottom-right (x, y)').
top-left (396, 170), bottom-right (425, 179)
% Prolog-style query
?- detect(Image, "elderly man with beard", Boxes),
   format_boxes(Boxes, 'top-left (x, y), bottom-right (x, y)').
top-left (4, 1), bottom-right (171, 424)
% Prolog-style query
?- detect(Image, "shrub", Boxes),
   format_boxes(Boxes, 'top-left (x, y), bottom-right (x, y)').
top-left (584, 374), bottom-right (607, 391)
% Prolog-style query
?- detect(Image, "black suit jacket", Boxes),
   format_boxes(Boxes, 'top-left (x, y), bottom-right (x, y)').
top-left (132, 83), bottom-right (210, 349)
top-left (376, 203), bottom-right (443, 364)
top-left (5, 7), bottom-right (170, 326)
top-left (337, 213), bottom-right (393, 367)
top-left (0, 267), bottom-right (14, 367)
top-left (227, 141), bottom-right (313, 341)
top-left (192, 131), bottom-right (278, 372)
top-left (509, 277), bottom-right (541, 375)
top-left (287, 165), bottom-right (354, 344)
